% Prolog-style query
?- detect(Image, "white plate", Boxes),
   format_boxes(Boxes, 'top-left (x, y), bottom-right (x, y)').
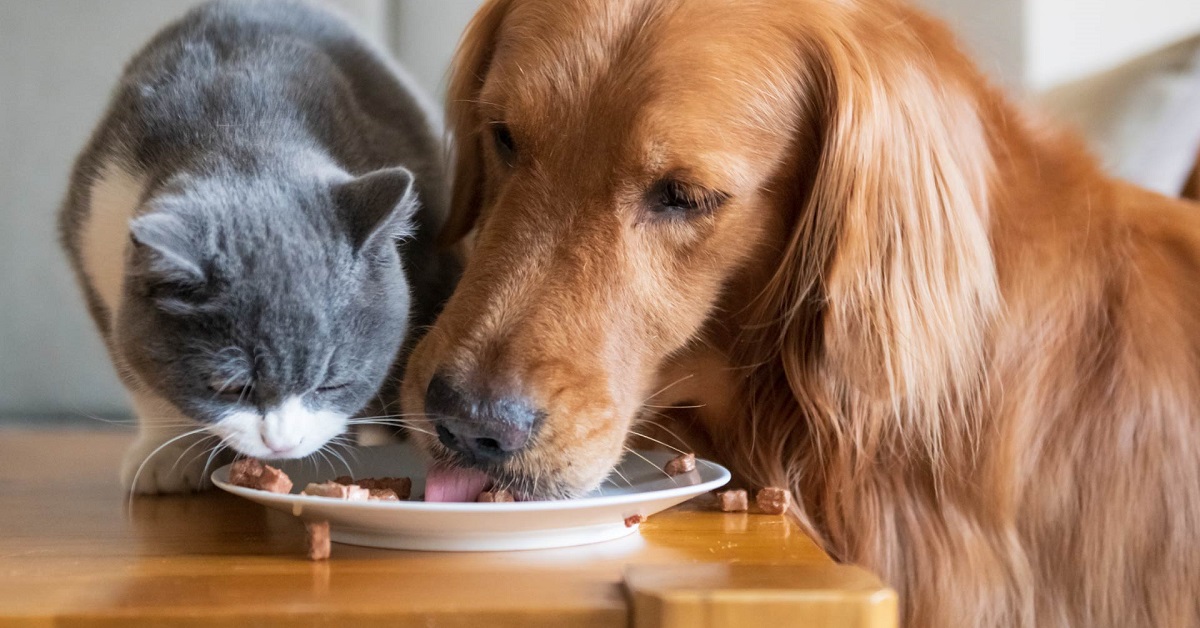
top-left (212, 443), bottom-right (730, 552)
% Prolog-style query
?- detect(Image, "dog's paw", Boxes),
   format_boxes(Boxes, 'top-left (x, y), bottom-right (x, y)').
top-left (120, 433), bottom-right (216, 495)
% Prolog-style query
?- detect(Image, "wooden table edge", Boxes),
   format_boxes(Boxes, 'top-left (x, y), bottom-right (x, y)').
top-left (623, 562), bottom-right (898, 628)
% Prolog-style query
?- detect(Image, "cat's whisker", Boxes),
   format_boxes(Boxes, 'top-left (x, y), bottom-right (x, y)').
top-left (236, 382), bottom-right (254, 407)
top-left (184, 443), bottom-right (215, 470)
top-left (209, 368), bottom-right (250, 400)
top-left (355, 421), bottom-right (437, 437)
top-left (352, 415), bottom-right (460, 425)
top-left (126, 426), bottom-right (211, 511)
top-left (642, 403), bottom-right (706, 410)
top-left (76, 413), bottom-right (139, 426)
top-left (610, 465), bottom-right (634, 488)
top-left (169, 433), bottom-right (218, 475)
top-left (311, 452), bottom-right (322, 474)
top-left (315, 449), bottom-right (337, 476)
top-left (641, 374), bottom-right (695, 404)
top-left (345, 417), bottom-right (429, 427)
top-left (330, 442), bottom-right (361, 465)
top-left (626, 430), bottom-right (688, 455)
top-left (624, 446), bottom-right (675, 483)
top-left (200, 440), bottom-right (229, 482)
top-left (322, 444), bottom-right (353, 476)
top-left (347, 418), bottom-right (423, 425)
top-left (638, 416), bottom-right (694, 451)
top-left (101, 415), bottom-right (199, 429)
top-left (328, 435), bottom-right (361, 455)
top-left (326, 435), bottom-right (356, 448)
top-left (350, 420), bottom-right (439, 439)
top-left (351, 412), bottom-right (441, 422)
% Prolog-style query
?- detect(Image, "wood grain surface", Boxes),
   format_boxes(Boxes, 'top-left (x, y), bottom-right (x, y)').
top-left (0, 428), bottom-right (895, 627)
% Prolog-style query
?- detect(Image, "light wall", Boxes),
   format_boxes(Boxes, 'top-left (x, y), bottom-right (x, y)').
top-left (1027, 0), bottom-right (1200, 90)
top-left (0, 1), bottom-right (204, 420)
top-left (915, 0), bottom-right (1025, 87)
top-left (390, 1), bottom-right (483, 99)
top-left (916, 0), bottom-right (1200, 91)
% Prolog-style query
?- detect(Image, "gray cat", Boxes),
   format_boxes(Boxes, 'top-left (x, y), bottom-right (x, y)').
top-left (58, 0), bottom-right (456, 493)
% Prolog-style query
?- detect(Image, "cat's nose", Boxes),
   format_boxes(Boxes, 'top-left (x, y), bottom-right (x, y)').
top-left (261, 432), bottom-right (303, 454)
top-left (424, 374), bottom-right (542, 465)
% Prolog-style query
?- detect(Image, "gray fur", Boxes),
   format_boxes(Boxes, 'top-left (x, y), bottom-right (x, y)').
top-left (58, 0), bottom-right (457, 490)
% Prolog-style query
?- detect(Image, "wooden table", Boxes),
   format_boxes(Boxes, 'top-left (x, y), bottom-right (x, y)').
top-left (0, 428), bottom-right (895, 627)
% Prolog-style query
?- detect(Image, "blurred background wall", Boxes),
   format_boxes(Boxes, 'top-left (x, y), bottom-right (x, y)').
top-left (1, 0), bottom-right (1198, 421)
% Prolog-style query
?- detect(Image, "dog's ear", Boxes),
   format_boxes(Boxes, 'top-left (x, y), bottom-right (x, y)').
top-left (764, 17), bottom-right (999, 422)
top-left (441, 0), bottom-right (513, 246)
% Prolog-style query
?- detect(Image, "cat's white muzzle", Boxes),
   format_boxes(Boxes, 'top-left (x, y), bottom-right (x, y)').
top-left (211, 396), bottom-right (347, 459)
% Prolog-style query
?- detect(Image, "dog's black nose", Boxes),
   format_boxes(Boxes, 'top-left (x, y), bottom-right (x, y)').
top-left (424, 374), bottom-right (541, 465)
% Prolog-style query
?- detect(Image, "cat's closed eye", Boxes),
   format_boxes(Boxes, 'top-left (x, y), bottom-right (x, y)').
top-left (316, 382), bottom-right (351, 393)
top-left (208, 379), bottom-right (252, 401)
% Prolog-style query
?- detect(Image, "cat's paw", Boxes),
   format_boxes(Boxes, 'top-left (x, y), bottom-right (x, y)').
top-left (120, 433), bottom-right (216, 494)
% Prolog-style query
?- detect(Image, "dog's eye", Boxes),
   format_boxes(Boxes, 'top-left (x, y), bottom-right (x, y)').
top-left (491, 123), bottom-right (517, 165)
top-left (650, 179), bottom-right (728, 217)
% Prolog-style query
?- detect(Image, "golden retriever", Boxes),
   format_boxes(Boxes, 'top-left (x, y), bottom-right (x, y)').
top-left (402, 0), bottom-right (1200, 625)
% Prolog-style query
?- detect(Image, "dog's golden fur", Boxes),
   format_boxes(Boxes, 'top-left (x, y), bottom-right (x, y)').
top-left (402, 0), bottom-right (1200, 625)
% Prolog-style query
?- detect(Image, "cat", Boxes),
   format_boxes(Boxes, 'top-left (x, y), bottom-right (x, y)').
top-left (58, 0), bottom-right (457, 494)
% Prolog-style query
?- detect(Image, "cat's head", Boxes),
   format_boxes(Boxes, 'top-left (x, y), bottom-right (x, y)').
top-left (116, 164), bottom-right (418, 459)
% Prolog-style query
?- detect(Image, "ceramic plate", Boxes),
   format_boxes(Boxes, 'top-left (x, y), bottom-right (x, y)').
top-left (212, 443), bottom-right (730, 551)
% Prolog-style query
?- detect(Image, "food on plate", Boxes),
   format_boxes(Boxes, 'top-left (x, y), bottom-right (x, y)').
top-left (302, 481), bottom-right (370, 501)
top-left (368, 488), bottom-right (400, 501)
top-left (717, 489), bottom-right (749, 512)
top-left (302, 479), bottom-right (411, 502)
top-left (663, 452), bottom-right (696, 476)
top-left (229, 458), bottom-right (293, 494)
top-left (476, 489), bottom-right (514, 502)
top-left (624, 514), bottom-right (645, 527)
top-left (334, 475), bottom-right (412, 500)
top-left (230, 464), bottom-right (414, 503)
top-left (305, 520), bottom-right (331, 561)
top-left (755, 487), bottom-right (793, 514)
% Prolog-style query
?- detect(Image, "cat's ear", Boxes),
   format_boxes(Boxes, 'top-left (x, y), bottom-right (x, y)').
top-left (128, 212), bottom-right (207, 303)
top-left (334, 167), bottom-right (418, 254)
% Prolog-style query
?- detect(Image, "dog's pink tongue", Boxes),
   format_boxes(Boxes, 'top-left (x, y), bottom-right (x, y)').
top-left (424, 465), bottom-right (491, 502)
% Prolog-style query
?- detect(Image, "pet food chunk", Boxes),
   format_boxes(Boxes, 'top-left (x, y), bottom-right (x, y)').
top-left (755, 487), bottom-right (793, 514)
top-left (229, 459), bottom-right (293, 494)
top-left (663, 453), bottom-right (696, 476)
top-left (229, 459), bottom-right (263, 487)
top-left (717, 489), bottom-right (749, 512)
top-left (368, 477), bottom-right (412, 500)
top-left (477, 489), bottom-right (514, 503)
top-left (302, 481), bottom-right (370, 501)
top-left (255, 464), bottom-right (294, 494)
top-left (305, 520), bottom-right (331, 561)
top-left (624, 514), bottom-right (645, 527)
top-left (368, 488), bottom-right (399, 501)
top-left (341, 477), bottom-right (413, 500)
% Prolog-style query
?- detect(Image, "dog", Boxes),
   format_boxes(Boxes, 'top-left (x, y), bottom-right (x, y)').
top-left (401, 0), bottom-right (1200, 625)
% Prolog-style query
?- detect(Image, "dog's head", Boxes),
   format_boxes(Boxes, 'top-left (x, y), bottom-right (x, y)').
top-left (404, 0), bottom-right (998, 498)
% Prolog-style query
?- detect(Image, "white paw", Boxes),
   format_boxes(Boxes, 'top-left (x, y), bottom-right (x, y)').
top-left (120, 433), bottom-right (218, 495)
